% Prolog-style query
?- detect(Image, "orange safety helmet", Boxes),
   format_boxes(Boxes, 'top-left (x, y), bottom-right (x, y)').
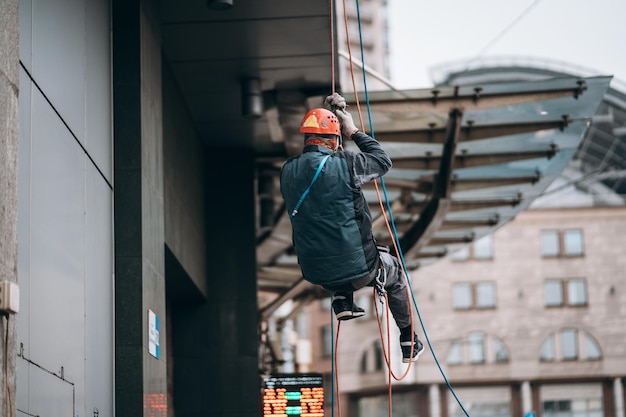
top-left (299, 108), bottom-right (341, 137)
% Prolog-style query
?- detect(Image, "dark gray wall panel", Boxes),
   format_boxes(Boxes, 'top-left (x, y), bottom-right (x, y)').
top-left (163, 63), bottom-right (208, 299)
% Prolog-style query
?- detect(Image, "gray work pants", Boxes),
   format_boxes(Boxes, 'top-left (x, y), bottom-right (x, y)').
top-left (331, 251), bottom-right (412, 329)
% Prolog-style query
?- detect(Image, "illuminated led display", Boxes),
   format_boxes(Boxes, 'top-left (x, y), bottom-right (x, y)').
top-left (262, 374), bottom-right (324, 417)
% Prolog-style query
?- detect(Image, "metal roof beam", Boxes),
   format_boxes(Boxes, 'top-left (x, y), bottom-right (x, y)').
top-left (372, 118), bottom-right (571, 144)
top-left (371, 172), bottom-right (541, 193)
top-left (354, 81), bottom-right (586, 114)
top-left (391, 146), bottom-right (558, 170)
top-left (439, 215), bottom-right (501, 230)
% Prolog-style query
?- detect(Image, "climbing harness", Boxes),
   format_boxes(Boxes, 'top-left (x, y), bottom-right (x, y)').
top-left (289, 154), bottom-right (331, 220)
top-left (374, 260), bottom-right (387, 300)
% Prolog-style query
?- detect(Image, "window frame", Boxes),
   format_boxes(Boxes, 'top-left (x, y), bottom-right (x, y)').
top-left (539, 329), bottom-right (601, 362)
top-left (544, 278), bottom-right (588, 308)
top-left (451, 234), bottom-right (494, 261)
top-left (452, 281), bottom-right (497, 311)
top-left (321, 325), bottom-right (333, 357)
top-left (541, 229), bottom-right (585, 258)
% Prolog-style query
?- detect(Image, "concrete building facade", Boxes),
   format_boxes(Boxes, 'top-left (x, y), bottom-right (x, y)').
top-left (300, 202), bottom-right (626, 417)
top-left (336, 0), bottom-right (391, 92)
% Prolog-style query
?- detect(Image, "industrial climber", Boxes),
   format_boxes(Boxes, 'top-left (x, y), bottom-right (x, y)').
top-left (280, 92), bottom-right (424, 363)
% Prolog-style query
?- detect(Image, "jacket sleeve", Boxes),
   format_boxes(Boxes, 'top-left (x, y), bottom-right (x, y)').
top-left (347, 131), bottom-right (392, 187)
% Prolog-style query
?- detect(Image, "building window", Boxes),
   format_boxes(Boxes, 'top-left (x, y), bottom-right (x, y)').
top-left (541, 383), bottom-right (604, 417)
top-left (447, 333), bottom-right (509, 365)
top-left (453, 282), bottom-right (496, 310)
top-left (493, 338), bottom-right (509, 363)
top-left (449, 387), bottom-right (511, 417)
top-left (563, 230), bottom-right (584, 256)
top-left (561, 329), bottom-right (578, 360)
top-left (321, 325), bottom-right (332, 357)
top-left (541, 231), bottom-right (560, 257)
top-left (358, 391), bottom-right (420, 417)
top-left (451, 246), bottom-right (470, 261)
top-left (468, 332), bottom-right (486, 364)
top-left (360, 352), bottom-right (367, 373)
top-left (453, 283), bottom-right (472, 309)
top-left (539, 329), bottom-right (602, 362)
top-left (451, 235), bottom-right (494, 261)
top-left (543, 398), bottom-right (603, 417)
top-left (541, 229), bottom-right (584, 258)
top-left (540, 335), bottom-right (555, 361)
top-left (473, 235), bottom-right (494, 259)
top-left (448, 340), bottom-right (462, 364)
top-left (545, 280), bottom-right (564, 306)
top-left (359, 340), bottom-right (385, 373)
top-left (544, 279), bottom-right (587, 307)
top-left (584, 335), bottom-right (602, 360)
top-left (567, 279), bottom-right (587, 306)
top-left (476, 282), bottom-right (496, 308)
top-left (373, 340), bottom-right (384, 371)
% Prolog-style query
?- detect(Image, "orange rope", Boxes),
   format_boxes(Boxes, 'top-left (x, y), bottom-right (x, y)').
top-left (331, 1), bottom-right (420, 416)
top-left (342, 0), bottom-right (365, 130)
top-left (334, 321), bottom-right (342, 417)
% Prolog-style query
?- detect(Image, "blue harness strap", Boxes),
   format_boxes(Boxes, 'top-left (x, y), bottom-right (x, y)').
top-left (289, 154), bottom-right (331, 220)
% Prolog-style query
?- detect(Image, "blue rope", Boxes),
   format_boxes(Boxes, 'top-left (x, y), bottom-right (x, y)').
top-left (354, 1), bottom-right (470, 415)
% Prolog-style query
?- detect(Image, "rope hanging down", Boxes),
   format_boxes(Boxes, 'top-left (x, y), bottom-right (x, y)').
top-left (328, 1), bottom-right (472, 417)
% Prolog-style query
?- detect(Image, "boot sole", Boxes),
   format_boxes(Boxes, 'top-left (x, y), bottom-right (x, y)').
top-left (336, 310), bottom-right (366, 321)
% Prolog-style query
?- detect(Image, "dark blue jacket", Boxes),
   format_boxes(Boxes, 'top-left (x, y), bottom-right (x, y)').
top-left (280, 132), bottom-right (392, 288)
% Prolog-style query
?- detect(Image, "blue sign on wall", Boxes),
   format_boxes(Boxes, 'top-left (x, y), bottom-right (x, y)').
top-left (148, 309), bottom-right (160, 359)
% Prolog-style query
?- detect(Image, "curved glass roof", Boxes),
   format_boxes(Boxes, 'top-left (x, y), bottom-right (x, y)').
top-left (256, 75), bottom-right (610, 315)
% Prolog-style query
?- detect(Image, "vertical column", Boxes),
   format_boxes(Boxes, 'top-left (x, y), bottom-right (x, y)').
top-left (615, 378), bottom-right (624, 417)
top-left (439, 384), bottom-right (449, 417)
top-left (531, 383), bottom-right (541, 417)
top-left (511, 383), bottom-right (522, 417)
top-left (604, 380), bottom-right (616, 417)
top-left (521, 381), bottom-right (533, 416)
top-left (429, 384), bottom-right (441, 417)
top-left (113, 0), bottom-right (166, 415)
top-left (0, 1), bottom-right (19, 416)
top-left (206, 148), bottom-right (260, 416)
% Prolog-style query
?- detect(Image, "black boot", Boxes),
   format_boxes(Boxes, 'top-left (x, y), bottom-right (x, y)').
top-left (332, 293), bottom-right (365, 321)
top-left (399, 327), bottom-right (425, 363)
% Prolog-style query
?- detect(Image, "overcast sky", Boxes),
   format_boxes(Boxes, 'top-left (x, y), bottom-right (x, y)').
top-left (387, 0), bottom-right (626, 89)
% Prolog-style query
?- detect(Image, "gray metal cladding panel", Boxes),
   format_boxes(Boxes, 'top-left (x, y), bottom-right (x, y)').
top-left (28, 362), bottom-right (75, 417)
top-left (85, 0), bottom-right (113, 183)
top-left (29, 86), bottom-right (86, 408)
top-left (85, 162), bottom-right (114, 415)
top-left (17, 0), bottom-right (114, 415)
top-left (18, 0), bottom-right (32, 69)
top-left (30, 0), bottom-right (87, 145)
